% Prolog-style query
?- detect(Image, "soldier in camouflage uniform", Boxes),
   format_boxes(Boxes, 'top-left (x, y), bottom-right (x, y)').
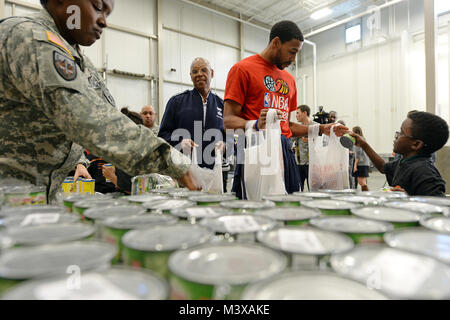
top-left (0, 0), bottom-right (199, 203)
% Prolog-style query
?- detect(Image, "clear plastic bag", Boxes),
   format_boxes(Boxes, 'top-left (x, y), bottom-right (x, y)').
top-left (191, 146), bottom-right (223, 194)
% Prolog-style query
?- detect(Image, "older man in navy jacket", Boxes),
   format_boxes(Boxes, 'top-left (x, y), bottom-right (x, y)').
top-left (158, 58), bottom-right (225, 174)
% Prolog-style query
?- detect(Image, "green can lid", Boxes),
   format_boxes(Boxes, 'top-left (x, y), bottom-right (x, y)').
top-left (2, 267), bottom-right (169, 300)
top-left (301, 199), bottom-right (361, 210)
top-left (142, 199), bottom-right (195, 211)
top-left (331, 195), bottom-right (384, 206)
top-left (0, 213), bottom-right (80, 228)
top-left (150, 188), bottom-right (186, 195)
top-left (242, 271), bottom-right (388, 300)
top-left (168, 190), bottom-right (205, 199)
top-left (199, 215), bottom-right (276, 234)
top-left (420, 215), bottom-right (450, 234)
top-left (256, 226), bottom-right (354, 255)
top-left (126, 194), bottom-right (169, 204)
top-left (73, 199), bottom-right (127, 210)
top-left (293, 192), bottom-right (331, 199)
top-left (83, 205), bottom-right (146, 221)
top-left (169, 243), bottom-right (287, 285)
top-left (189, 194), bottom-right (236, 204)
top-left (171, 207), bottom-right (232, 219)
top-left (5, 223), bottom-right (95, 246)
top-left (384, 228), bottom-right (450, 264)
top-left (122, 224), bottom-right (213, 252)
top-left (0, 205), bottom-right (66, 218)
top-left (310, 216), bottom-right (394, 234)
top-left (0, 241), bottom-right (117, 280)
top-left (330, 245), bottom-right (450, 299)
top-left (253, 207), bottom-right (321, 222)
top-left (262, 194), bottom-right (313, 202)
top-left (62, 194), bottom-right (96, 204)
top-left (384, 201), bottom-right (445, 215)
top-left (219, 200), bottom-right (276, 210)
top-left (351, 206), bottom-right (422, 223)
top-left (103, 214), bottom-right (178, 230)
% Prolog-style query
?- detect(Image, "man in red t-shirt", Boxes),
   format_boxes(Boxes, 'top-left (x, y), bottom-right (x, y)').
top-left (224, 21), bottom-right (348, 198)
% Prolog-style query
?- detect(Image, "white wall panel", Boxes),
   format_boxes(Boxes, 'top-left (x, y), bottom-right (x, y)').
top-left (244, 24), bottom-right (269, 53)
top-left (211, 44), bottom-right (239, 90)
top-left (106, 75), bottom-right (150, 113)
top-left (108, 0), bottom-right (156, 35)
top-left (81, 40), bottom-right (103, 69)
top-left (5, 3), bottom-right (12, 16)
top-left (105, 29), bottom-right (150, 75)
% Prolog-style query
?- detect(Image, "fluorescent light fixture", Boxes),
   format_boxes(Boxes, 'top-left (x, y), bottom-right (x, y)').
top-left (311, 7), bottom-right (332, 20)
top-left (435, 0), bottom-right (450, 15)
top-left (345, 24), bottom-right (361, 43)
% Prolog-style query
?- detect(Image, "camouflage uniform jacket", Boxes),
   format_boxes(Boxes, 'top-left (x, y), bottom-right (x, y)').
top-left (0, 10), bottom-right (191, 203)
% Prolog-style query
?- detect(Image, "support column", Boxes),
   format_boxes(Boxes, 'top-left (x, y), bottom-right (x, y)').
top-left (0, 0), bottom-right (5, 19)
top-left (424, 0), bottom-right (437, 114)
top-left (157, 0), bottom-right (163, 121)
top-left (239, 20), bottom-right (245, 60)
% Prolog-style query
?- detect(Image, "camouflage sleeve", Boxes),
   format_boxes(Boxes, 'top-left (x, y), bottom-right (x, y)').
top-left (4, 23), bottom-right (191, 179)
top-left (76, 152), bottom-right (90, 169)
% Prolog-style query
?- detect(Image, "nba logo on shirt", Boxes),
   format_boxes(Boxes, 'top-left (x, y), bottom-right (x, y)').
top-left (264, 93), bottom-right (271, 108)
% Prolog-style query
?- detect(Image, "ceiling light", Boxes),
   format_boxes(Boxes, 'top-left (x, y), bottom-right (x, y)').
top-left (310, 7), bottom-right (332, 20)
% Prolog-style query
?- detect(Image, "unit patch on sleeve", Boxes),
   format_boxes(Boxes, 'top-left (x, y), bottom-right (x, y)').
top-left (53, 51), bottom-right (77, 81)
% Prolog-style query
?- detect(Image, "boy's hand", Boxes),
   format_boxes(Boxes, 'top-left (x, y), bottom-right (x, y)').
top-left (348, 132), bottom-right (366, 147)
top-left (258, 109), bottom-right (283, 130)
top-left (390, 185), bottom-right (406, 193)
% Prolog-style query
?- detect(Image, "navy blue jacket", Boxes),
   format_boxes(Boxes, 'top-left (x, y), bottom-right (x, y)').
top-left (158, 89), bottom-right (224, 169)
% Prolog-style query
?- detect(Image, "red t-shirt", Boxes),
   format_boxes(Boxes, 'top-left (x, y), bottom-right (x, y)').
top-left (224, 54), bottom-right (298, 138)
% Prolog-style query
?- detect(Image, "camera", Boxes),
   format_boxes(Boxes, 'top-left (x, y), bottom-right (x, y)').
top-left (313, 106), bottom-right (330, 125)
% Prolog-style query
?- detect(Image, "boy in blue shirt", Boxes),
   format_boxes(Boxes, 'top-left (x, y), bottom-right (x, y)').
top-left (350, 111), bottom-right (449, 197)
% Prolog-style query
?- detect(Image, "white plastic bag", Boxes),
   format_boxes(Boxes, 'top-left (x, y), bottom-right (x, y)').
top-left (243, 109), bottom-right (286, 200)
top-left (191, 146), bottom-right (223, 194)
top-left (308, 124), bottom-right (349, 190)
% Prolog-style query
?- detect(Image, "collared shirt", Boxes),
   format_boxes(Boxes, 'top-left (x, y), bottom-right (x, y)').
top-left (384, 155), bottom-right (446, 196)
top-left (198, 90), bottom-right (211, 126)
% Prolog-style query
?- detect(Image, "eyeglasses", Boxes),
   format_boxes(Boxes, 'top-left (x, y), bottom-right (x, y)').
top-left (394, 131), bottom-right (415, 140)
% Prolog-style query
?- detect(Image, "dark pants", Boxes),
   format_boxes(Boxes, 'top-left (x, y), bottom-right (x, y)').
top-left (232, 135), bottom-right (300, 199)
top-left (298, 164), bottom-right (309, 192)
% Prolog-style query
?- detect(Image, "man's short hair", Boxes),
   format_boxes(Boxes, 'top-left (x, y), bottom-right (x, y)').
top-left (408, 110), bottom-right (449, 155)
top-left (298, 105), bottom-right (310, 117)
top-left (270, 21), bottom-right (304, 44)
top-left (40, 0), bottom-right (48, 6)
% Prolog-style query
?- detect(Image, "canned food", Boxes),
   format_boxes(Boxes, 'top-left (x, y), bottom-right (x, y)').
top-left (310, 216), bottom-right (394, 244)
top-left (62, 194), bottom-right (95, 213)
top-left (242, 271), bottom-right (388, 300)
top-left (340, 134), bottom-right (356, 150)
top-left (0, 205), bottom-right (66, 219)
top-left (102, 214), bottom-right (178, 264)
top-left (384, 201), bottom-right (445, 215)
top-left (72, 199), bottom-right (128, 219)
top-left (331, 195), bottom-right (384, 206)
top-left (189, 194), bottom-right (236, 207)
top-left (0, 241), bottom-right (116, 295)
top-left (293, 192), bottom-right (331, 199)
top-left (4, 223), bottom-right (95, 246)
top-left (83, 205), bottom-right (146, 224)
top-left (142, 199), bottom-right (195, 214)
top-left (219, 200), bottom-right (276, 213)
top-left (318, 189), bottom-right (357, 195)
top-left (262, 194), bottom-right (313, 207)
top-left (407, 196), bottom-right (450, 208)
top-left (2, 186), bottom-right (47, 207)
top-left (351, 207), bottom-right (422, 228)
top-left (125, 194), bottom-right (169, 206)
top-left (168, 190), bottom-right (205, 199)
top-left (250, 207), bottom-right (321, 226)
top-left (256, 226), bottom-right (354, 270)
top-left (170, 207), bottom-right (232, 224)
top-left (103, 164), bottom-right (114, 183)
top-left (356, 191), bottom-right (408, 199)
top-left (0, 213), bottom-right (80, 228)
top-left (199, 215), bottom-right (276, 242)
top-left (122, 224), bottom-right (213, 279)
top-left (61, 180), bottom-right (75, 194)
top-left (2, 267), bottom-right (169, 300)
top-left (384, 228), bottom-right (450, 264)
top-left (168, 243), bottom-right (287, 300)
top-left (331, 245), bottom-right (450, 299)
top-left (420, 215), bottom-right (450, 234)
top-left (149, 188), bottom-right (185, 195)
top-left (301, 199), bottom-right (361, 215)
top-left (82, 179), bottom-right (95, 195)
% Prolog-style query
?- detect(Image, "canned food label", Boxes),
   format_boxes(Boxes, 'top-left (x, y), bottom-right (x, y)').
top-left (223, 216), bottom-right (260, 233)
top-left (186, 208), bottom-right (216, 218)
top-left (278, 229), bottom-right (325, 252)
top-left (33, 274), bottom-right (137, 300)
top-left (20, 213), bottom-right (60, 226)
top-left (362, 251), bottom-right (434, 294)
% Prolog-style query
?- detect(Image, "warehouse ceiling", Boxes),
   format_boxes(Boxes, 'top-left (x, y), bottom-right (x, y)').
top-left (182, 0), bottom-right (394, 35)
